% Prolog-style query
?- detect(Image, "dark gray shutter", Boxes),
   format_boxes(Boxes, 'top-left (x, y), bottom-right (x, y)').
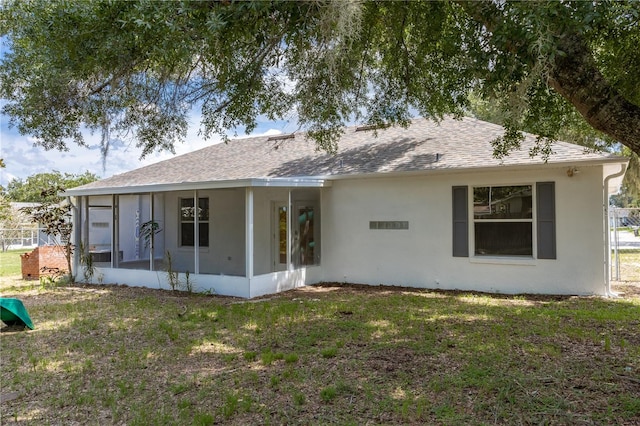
top-left (536, 182), bottom-right (556, 259)
top-left (452, 186), bottom-right (469, 257)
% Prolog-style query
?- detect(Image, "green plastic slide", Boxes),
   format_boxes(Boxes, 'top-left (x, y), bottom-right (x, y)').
top-left (0, 298), bottom-right (35, 330)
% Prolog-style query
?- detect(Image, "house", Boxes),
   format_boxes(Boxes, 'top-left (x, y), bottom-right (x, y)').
top-left (64, 117), bottom-right (628, 297)
top-left (1, 202), bottom-right (51, 250)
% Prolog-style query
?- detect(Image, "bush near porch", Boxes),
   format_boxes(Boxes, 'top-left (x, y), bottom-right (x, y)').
top-left (1, 275), bottom-right (639, 425)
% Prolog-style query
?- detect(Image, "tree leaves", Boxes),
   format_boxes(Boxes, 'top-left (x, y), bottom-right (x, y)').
top-left (3, 171), bottom-right (99, 203)
top-left (1, 0), bottom-right (639, 158)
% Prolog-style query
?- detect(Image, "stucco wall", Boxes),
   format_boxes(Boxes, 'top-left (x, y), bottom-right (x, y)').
top-left (321, 164), bottom-right (606, 295)
top-left (252, 187), bottom-right (290, 275)
top-left (164, 189), bottom-right (245, 275)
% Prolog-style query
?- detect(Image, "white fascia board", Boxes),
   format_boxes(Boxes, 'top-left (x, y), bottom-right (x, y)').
top-left (319, 157), bottom-right (629, 182)
top-left (62, 177), bottom-right (330, 197)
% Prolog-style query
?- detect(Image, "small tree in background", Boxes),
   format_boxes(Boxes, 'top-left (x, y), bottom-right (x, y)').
top-left (3, 171), bottom-right (98, 202)
top-left (0, 195), bottom-right (13, 245)
top-left (21, 186), bottom-right (74, 281)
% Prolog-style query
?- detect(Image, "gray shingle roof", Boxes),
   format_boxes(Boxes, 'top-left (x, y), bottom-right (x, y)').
top-left (70, 116), bottom-right (623, 193)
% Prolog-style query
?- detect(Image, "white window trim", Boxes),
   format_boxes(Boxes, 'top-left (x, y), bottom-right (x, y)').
top-left (469, 256), bottom-right (537, 266)
top-left (469, 183), bottom-right (538, 261)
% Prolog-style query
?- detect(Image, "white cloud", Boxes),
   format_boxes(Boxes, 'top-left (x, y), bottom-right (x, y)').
top-left (0, 108), bottom-right (294, 186)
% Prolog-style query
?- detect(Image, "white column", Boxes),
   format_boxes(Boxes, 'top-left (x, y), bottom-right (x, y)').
top-left (193, 190), bottom-right (199, 275)
top-left (82, 196), bottom-right (89, 251)
top-left (245, 187), bottom-right (254, 279)
top-left (149, 192), bottom-right (154, 271)
top-left (112, 195), bottom-right (119, 268)
top-left (287, 189), bottom-right (292, 270)
top-left (72, 196), bottom-right (82, 275)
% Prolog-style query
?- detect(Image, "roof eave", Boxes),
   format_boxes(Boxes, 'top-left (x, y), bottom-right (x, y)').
top-left (319, 156), bottom-right (629, 181)
top-left (63, 177), bottom-right (331, 197)
top-left (63, 156), bottom-right (627, 197)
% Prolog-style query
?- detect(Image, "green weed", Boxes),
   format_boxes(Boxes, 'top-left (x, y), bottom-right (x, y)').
top-left (192, 412), bottom-right (215, 426)
top-left (320, 386), bottom-right (337, 402)
top-left (243, 351), bottom-right (257, 362)
top-left (293, 391), bottom-right (306, 406)
top-left (284, 353), bottom-right (299, 363)
top-left (321, 347), bottom-right (338, 358)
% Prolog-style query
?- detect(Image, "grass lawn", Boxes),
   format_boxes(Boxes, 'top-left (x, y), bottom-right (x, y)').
top-left (0, 249), bottom-right (27, 278)
top-left (1, 276), bottom-right (639, 425)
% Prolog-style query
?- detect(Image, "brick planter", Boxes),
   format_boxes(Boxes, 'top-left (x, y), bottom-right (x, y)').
top-left (20, 246), bottom-right (68, 280)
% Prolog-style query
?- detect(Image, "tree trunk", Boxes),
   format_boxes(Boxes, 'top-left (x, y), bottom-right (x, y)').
top-left (458, 0), bottom-right (640, 157)
top-left (548, 34), bottom-right (640, 156)
top-left (66, 241), bottom-right (74, 282)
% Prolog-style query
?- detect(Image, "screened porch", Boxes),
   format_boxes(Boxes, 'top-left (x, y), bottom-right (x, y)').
top-left (71, 184), bottom-right (324, 298)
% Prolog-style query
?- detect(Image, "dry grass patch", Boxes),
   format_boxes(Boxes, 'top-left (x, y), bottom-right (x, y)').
top-left (613, 250), bottom-right (640, 282)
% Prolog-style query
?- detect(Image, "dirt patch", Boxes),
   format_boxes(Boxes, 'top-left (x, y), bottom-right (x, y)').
top-left (0, 392), bottom-right (20, 404)
top-left (286, 281), bottom-right (640, 302)
top-left (3, 274), bottom-right (639, 302)
top-left (612, 281), bottom-right (640, 298)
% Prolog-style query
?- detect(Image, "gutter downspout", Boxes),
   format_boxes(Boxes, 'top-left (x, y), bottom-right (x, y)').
top-left (603, 164), bottom-right (627, 297)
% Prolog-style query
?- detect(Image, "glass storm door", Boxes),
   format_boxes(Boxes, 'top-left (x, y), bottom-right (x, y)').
top-left (272, 203), bottom-right (288, 271)
top-left (295, 204), bottom-right (316, 266)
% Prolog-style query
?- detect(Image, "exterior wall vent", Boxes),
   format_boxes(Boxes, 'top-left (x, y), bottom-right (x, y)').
top-left (355, 123), bottom-right (389, 132)
top-left (369, 221), bottom-right (409, 230)
top-left (267, 133), bottom-right (295, 141)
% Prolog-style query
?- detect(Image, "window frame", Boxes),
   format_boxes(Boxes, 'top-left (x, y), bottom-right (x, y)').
top-left (453, 182), bottom-right (556, 262)
top-left (293, 201), bottom-right (320, 267)
top-left (179, 197), bottom-right (209, 248)
top-left (472, 184), bottom-right (534, 257)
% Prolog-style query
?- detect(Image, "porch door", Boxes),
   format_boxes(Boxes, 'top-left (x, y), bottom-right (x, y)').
top-left (272, 202), bottom-right (288, 272)
top-left (294, 202), bottom-right (317, 266)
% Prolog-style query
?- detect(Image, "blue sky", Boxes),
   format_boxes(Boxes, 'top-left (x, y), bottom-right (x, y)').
top-left (0, 34), bottom-right (299, 187)
top-left (0, 108), bottom-right (295, 187)
top-left (0, 34), bottom-right (298, 187)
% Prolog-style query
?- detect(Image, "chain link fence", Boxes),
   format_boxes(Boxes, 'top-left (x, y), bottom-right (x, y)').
top-left (610, 207), bottom-right (640, 282)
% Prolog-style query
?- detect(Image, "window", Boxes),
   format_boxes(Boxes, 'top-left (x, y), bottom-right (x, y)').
top-left (452, 183), bottom-right (555, 259)
top-left (277, 206), bottom-right (287, 264)
top-left (180, 198), bottom-right (209, 247)
top-left (473, 185), bottom-right (532, 256)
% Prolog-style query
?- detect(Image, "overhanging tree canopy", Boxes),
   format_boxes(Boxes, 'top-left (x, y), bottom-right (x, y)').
top-left (1, 0), bottom-right (639, 158)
